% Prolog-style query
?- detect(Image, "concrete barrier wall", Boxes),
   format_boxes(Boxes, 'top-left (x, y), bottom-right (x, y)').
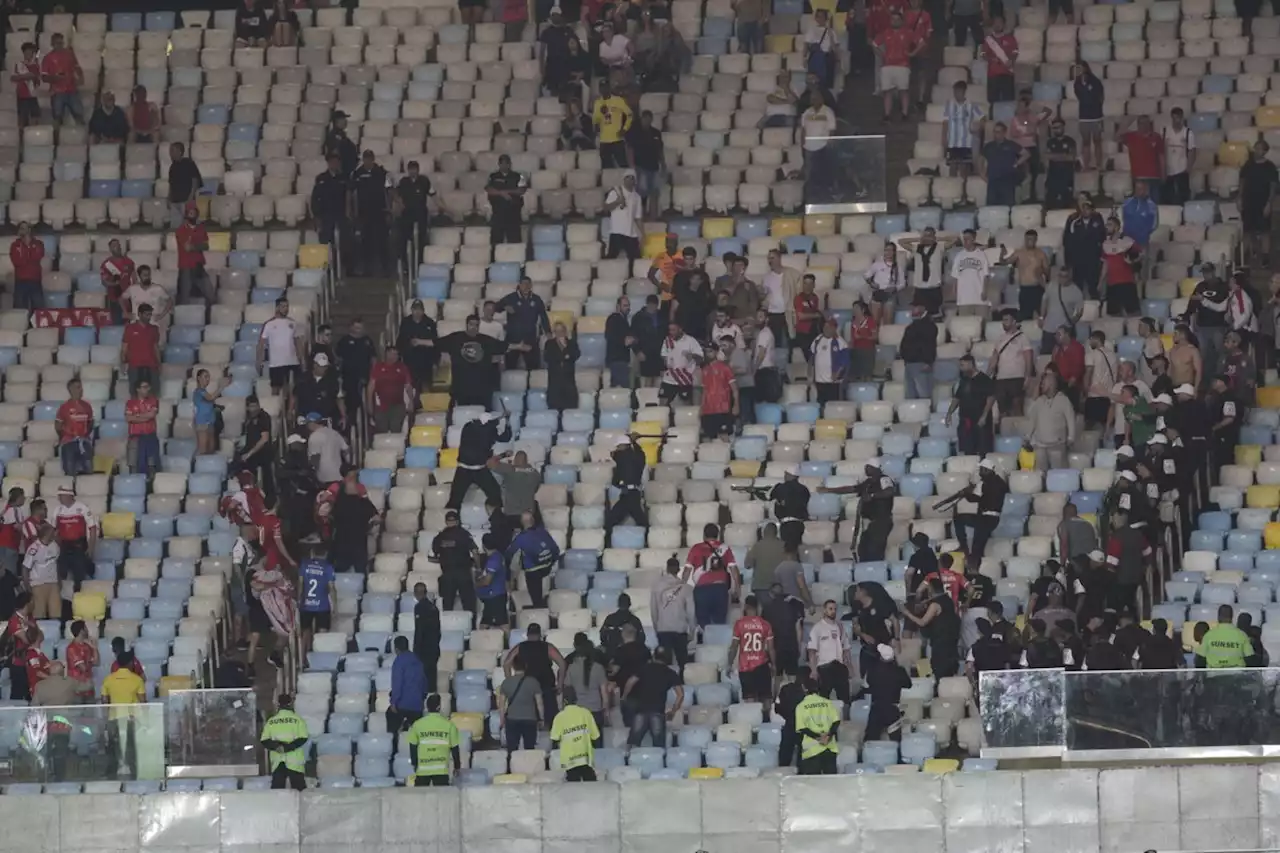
top-left (5, 766), bottom-right (1278, 853)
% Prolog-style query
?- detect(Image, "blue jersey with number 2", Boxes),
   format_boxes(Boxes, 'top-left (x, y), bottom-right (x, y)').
top-left (300, 559), bottom-right (335, 612)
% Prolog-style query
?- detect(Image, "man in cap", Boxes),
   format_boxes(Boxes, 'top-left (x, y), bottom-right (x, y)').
top-left (953, 458), bottom-right (1009, 562)
top-left (430, 510), bottom-right (478, 617)
top-left (350, 149), bottom-right (393, 276)
top-left (293, 351), bottom-right (344, 427)
top-left (447, 412), bottom-right (513, 510)
top-left (322, 109), bottom-right (358, 175)
top-left (818, 459), bottom-right (897, 561)
top-left (396, 159), bottom-right (434, 270)
top-left (604, 170), bottom-right (643, 260)
top-left (311, 152), bottom-right (352, 273)
top-left (486, 154), bottom-right (526, 244)
top-left (863, 642), bottom-right (911, 742)
top-left (771, 467), bottom-right (810, 553)
top-left (52, 485), bottom-right (96, 590)
top-left (605, 435), bottom-right (648, 533)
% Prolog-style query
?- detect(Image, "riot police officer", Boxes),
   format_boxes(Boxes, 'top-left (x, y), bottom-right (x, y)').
top-left (351, 149), bottom-right (392, 277)
top-left (323, 110), bottom-right (358, 176)
top-left (310, 153), bottom-right (351, 274)
top-left (397, 159), bottom-right (434, 270)
top-left (486, 153), bottom-right (526, 244)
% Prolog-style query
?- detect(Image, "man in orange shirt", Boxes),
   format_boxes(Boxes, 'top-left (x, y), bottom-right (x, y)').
top-left (873, 11), bottom-right (921, 122)
top-left (55, 378), bottom-right (95, 475)
top-left (646, 233), bottom-right (682, 319)
top-left (40, 33), bottom-right (84, 126)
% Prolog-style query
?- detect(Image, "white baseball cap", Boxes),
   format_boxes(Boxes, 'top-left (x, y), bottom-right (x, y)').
top-left (1115, 445), bottom-right (1135, 458)
top-left (1153, 393), bottom-right (1172, 405)
top-left (615, 436), bottom-right (632, 448)
top-left (1119, 470), bottom-right (1138, 482)
top-left (1088, 549), bottom-right (1105, 561)
top-left (784, 464), bottom-right (800, 477)
top-left (866, 457), bottom-right (881, 469)
top-left (979, 458), bottom-right (996, 471)
top-left (877, 644), bottom-right (895, 662)
top-left (313, 352), bottom-right (329, 366)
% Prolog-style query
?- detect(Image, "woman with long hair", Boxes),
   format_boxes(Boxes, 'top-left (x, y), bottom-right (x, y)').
top-left (567, 632), bottom-right (609, 741)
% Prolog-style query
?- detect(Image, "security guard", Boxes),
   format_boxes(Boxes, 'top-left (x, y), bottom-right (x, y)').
top-left (817, 459), bottom-right (897, 561)
top-left (794, 678), bottom-right (839, 775)
top-left (604, 435), bottom-right (648, 532)
top-left (486, 153), bottom-right (526, 244)
top-left (770, 467), bottom-right (810, 552)
top-left (396, 160), bottom-right (434, 268)
top-left (351, 149), bottom-right (392, 277)
top-left (311, 153), bottom-right (351, 273)
top-left (549, 686), bottom-right (600, 781)
top-left (323, 110), bottom-right (359, 177)
top-left (1196, 604), bottom-right (1253, 668)
top-left (406, 693), bottom-right (461, 786)
top-left (261, 693), bottom-right (309, 790)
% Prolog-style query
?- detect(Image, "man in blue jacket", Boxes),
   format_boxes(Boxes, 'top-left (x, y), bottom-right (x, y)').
top-left (506, 510), bottom-right (562, 610)
top-left (496, 277), bottom-right (550, 370)
top-left (476, 532), bottom-right (510, 628)
top-left (387, 635), bottom-right (426, 733)
top-left (1120, 180), bottom-right (1158, 247)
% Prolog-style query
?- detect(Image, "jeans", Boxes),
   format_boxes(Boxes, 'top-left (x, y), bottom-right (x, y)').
top-left (903, 363), bottom-right (933, 400)
top-left (60, 438), bottom-right (94, 476)
top-left (608, 361), bottom-right (631, 389)
top-left (737, 20), bottom-right (763, 53)
top-left (505, 718), bottom-right (537, 752)
top-left (693, 582), bottom-right (729, 626)
top-left (51, 92), bottom-right (84, 124)
top-left (178, 266), bottom-right (214, 304)
top-left (1199, 326), bottom-right (1225, 382)
top-left (13, 280), bottom-right (44, 310)
top-left (627, 710), bottom-right (667, 747)
top-left (128, 433), bottom-right (160, 476)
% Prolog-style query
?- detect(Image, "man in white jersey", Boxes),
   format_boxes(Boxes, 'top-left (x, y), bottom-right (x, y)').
top-left (659, 321), bottom-right (704, 404)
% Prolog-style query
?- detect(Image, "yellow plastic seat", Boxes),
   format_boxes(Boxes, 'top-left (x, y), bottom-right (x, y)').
top-left (1257, 386), bottom-right (1280, 409)
top-left (410, 425), bottom-right (443, 448)
top-left (702, 217), bottom-right (735, 239)
top-left (630, 421), bottom-right (664, 437)
top-left (638, 437), bottom-right (661, 466)
top-left (1247, 484), bottom-right (1280, 508)
top-left (71, 591), bottom-right (107, 621)
top-left (93, 454), bottom-right (117, 475)
top-left (493, 773), bottom-right (528, 784)
top-left (420, 392), bottom-right (451, 412)
top-left (729, 460), bottom-right (763, 478)
top-left (547, 310), bottom-right (576, 332)
top-left (688, 767), bottom-right (724, 779)
top-left (1182, 620), bottom-right (1219, 651)
top-left (1256, 105), bottom-right (1280, 129)
top-left (766, 34), bottom-right (795, 53)
top-left (914, 658), bottom-right (933, 678)
top-left (1235, 445), bottom-right (1262, 467)
top-left (770, 217), bottom-right (803, 237)
top-left (195, 196), bottom-right (211, 220)
top-left (1014, 614), bottom-right (1027, 632)
top-left (923, 758), bottom-right (960, 774)
top-left (101, 512), bottom-right (136, 539)
top-left (438, 448), bottom-right (459, 469)
top-left (1018, 447), bottom-right (1036, 470)
top-left (642, 232), bottom-right (669, 258)
top-left (948, 552), bottom-right (966, 575)
top-left (159, 675), bottom-right (193, 697)
top-left (1178, 278), bottom-right (1198, 299)
top-left (814, 419), bottom-right (847, 440)
top-left (1217, 140), bottom-right (1250, 166)
top-left (451, 712), bottom-right (484, 738)
top-left (1080, 512), bottom-right (1097, 528)
top-left (1159, 333), bottom-right (1175, 352)
top-left (207, 231), bottom-right (232, 253)
top-left (804, 214), bottom-right (837, 236)
top-left (1265, 522), bottom-right (1280, 550)
top-left (298, 244), bottom-right (330, 269)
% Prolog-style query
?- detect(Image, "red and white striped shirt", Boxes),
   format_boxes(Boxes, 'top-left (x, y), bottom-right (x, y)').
top-left (660, 333), bottom-right (703, 387)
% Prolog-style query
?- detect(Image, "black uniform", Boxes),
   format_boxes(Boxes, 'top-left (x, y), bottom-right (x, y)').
top-left (431, 526), bottom-right (478, 614)
top-left (335, 333), bottom-right (378, 424)
top-left (1175, 395), bottom-right (1212, 505)
top-left (446, 417), bottom-right (512, 510)
top-left (855, 471), bottom-right (896, 561)
top-left (397, 314), bottom-right (439, 390)
top-left (1209, 389), bottom-right (1242, 476)
top-left (863, 658), bottom-right (911, 741)
top-left (605, 441), bottom-right (648, 530)
top-left (1043, 134), bottom-right (1077, 209)
top-left (351, 162), bottom-right (391, 276)
top-left (436, 331), bottom-right (505, 408)
top-left (486, 168), bottom-right (525, 244)
top-left (954, 470), bottom-right (1008, 562)
top-left (310, 169), bottom-right (351, 270)
top-left (923, 593), bottom-right (961, 677)
top-left (323, 129), bottom-right (358, 176)
top-left (294, 369), bottom-right (342, 423)
top-left (397, 174), bottom-right (433, 264)
top-left (413, 594), bottom-right (442, 693)
top-left (954, 371), bottom-right (996, 455)
top-left (770, 479), bottom-right (810, 552)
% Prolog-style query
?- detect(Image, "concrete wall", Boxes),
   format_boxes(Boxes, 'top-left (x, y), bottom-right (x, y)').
top-left (6, 766), bottom-right (1278, 853)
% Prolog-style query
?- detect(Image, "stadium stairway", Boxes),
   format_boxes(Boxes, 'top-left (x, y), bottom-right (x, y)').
top-left (328, 274), bottom-right (400, 352)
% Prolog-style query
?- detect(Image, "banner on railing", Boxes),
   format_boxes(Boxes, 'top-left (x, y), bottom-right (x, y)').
top-left (31, 308), bottom-right (114, 329)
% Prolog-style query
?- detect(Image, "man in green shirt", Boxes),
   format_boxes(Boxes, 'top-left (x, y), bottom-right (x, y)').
top-left (1121, 384), bottom-right (1156, 447)
top-left (550, 686), bottom-right (600, 781)
top-left (407, 694), bottom-right (461, 786)
top-left (1196, 604), bottom-right (1254, 668)
top-left (261, 693), bottom-right (309, 790)
top-left (794, 680), bottom-right (839, 775)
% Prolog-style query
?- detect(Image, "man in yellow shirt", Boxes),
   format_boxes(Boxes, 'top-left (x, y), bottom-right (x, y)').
top-left (406, 694), bottom-right (461, 786)
top-left (794, 678), bottom-right (840, 775)
top-left (101, 650), bottom-right (146, 779)
top-left (550, 686), bottom-right (600, 781)
top-left (592, 79), bottom-right (632, 169)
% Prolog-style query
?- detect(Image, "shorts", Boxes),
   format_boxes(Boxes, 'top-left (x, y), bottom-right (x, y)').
top-left (480, 594), bottom-right (508, 627)
top-left (17, 98), bottom-right (39, 123)
top-left (879, 65), bottom-right (910, 92)
top-left (659, 382), bottom-right (693, 403)
top-left (947, 147), bottom-right (973, 163)
top-left (636, 168), bottom-right (661, 198)
top-left (871, 288), bottom-right (897, 304)
top-left (1077, 118), bottom-right (1103, 136)
top-left (300, 610), bottom-right (331, 632)
top-left (994, 377), bottom-right (1025, 413)
top-left (1243, 204), bottom-right (1272, 235)
top-left (701, 412), bottom-right (734, 438)
top-left (739, 663), bottom-right (773, 699)
top-left (269, 365), bottom-right (299, 391)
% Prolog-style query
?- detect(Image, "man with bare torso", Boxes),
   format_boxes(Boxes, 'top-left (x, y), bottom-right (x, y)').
top-left (1167, 323), bottom-right (1203, 391)
top-left (1007, 229), bottom-right (1050, 322)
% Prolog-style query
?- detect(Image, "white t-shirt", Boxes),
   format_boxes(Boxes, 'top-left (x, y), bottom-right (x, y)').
top-left (864, 258), bottom-right (900, 293)
top-left (24, 539), bottom-right (59, 585)
top-left (1111, 379), bottom-right (1151, 436)
top-left (660, 334), bottom-right (703, 387)
top-left (806, 618), bottom-right (849, 667)
top-left (710, 322), bottom-right (746, 351)
top-left (801, 106), bottom-right (836, 151)
top-left (765, 85), bottom-right (799, 117)
top-left (805, 23), bottom-right (837, 52)
top-left (260, 317), bottom-right (300, 368)
top-left (1162, 124), bottom-right (1195, 176)
top-left (478, 319), bottom-right (504, 339)
top-left (762, 270), bottom-right (786, 313)
top-left (810, 334), bottom-right (847, 384)
top-left (991, 330), bottom-right (1032, 380)
top-left (598, 34), bottom-right (631, 67)
top-left (307, 426), bottom-right (349, 483)
top-left (606, 186), bottom-right (642, 239)
top-left (1085, 347), bottom-right (1118, 399)
top-left (122, 283), bottom-right (171, 318)
top-left (753, 325), bottom-right (776, 370)
top-left (950, 248), bottom-right (990, 306)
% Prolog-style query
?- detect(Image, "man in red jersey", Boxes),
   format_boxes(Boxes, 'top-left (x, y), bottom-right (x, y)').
top-left (9, 220), bottom-right (45, 310)
top-left (920, 552), bottom-right (967, 608)
top-left (873, 10), bottom-right (921, 121)
top-left (366, 344), bottom-right (413, 433)
top-left (55, 378), bottom-right (95, 476)
top-left (0, 487), bottom-right (26, 577)
top-left (52, 486), bottom-right (97, 588)
top-left (100, 238), bottom-right (136, 325)
top-left (728, 595), bottom-right (776, 702)
top-left (122, 303), bottom-right (161, 393)
top-left (1117, 115), bottom-right (1165, 199)
top-left (903, 0), bottom-right (933, 110)
top-left (41, 33), bottom-right (84, 126)
top-left (175, 201), bottom-right (214, 304)
top-left (125, 378), bottom-right (161, 476)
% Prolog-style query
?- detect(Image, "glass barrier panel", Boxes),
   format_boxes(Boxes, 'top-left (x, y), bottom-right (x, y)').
top-left (978, 669), bottom-right (1066, 756)
top-left (802, 134), bottom-right (887, 214)
top-left (0, 703), bottom-right (165, 784)
top-left (165, 688), bottom-right (260, 775)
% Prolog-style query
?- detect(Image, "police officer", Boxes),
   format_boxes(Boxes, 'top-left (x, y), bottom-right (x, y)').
top-left (323, 110), bottom-right (358, 177)
top-left (406, 693), bottom-right (461, 785)
top-left (351, 149), bottom-right (392, 277)
top-left (794, 678), bottom-right (839, 775)
top-left (770, 466), bottom-right (810, 552)
top-left (396, 160), bottom-right (434, 269)
top-left (261, 693), bottom-right (309, 790)
top-left (310, 153), bottom-right (351, 273)
top-left (605, 435), bottom-right (648, 532)
top-left (429, 510), bottom-right (479, 616)
top-left (486, 153), bottom-right (526, 244)
top-left (952, 458), bottom-right (1009, 562)
top-left (1208, 373), bottom-right (1241, 476)
top-left (817, 459), bottom-right (897, 561)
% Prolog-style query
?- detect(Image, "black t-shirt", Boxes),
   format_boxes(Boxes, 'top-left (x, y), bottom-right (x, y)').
top-left (295, 370), bottom-right (341, 420)
top-left (969, 636), bottom-right (1011, 674)
top-left (1045, 134), bottom-right (1077, 174)
top-left (1240, 158), bottom-right (1279, 208)
top-left (956, 371), bottom-right (995, 420)
top-left (437, 332), bottom-right (505, 393)
top-left (1074, 74), bottom-right (1104, 120)
top-left (335, 334), bottom-right (377, 385)
top-left (236, 3), bottom-right (269, 38)
top-left (1138, 634), bottom-right (1182, 669)
top-left (397, 175), bottom-right (433, 217)
top-left (310, 171), bottom-right (348, 218)
top-left (630, 661), bottom-right (682, 712)
top-left (965, 573), bottom-right (995, 607)
top-left (855, 602), bottom-right (894, 646)
top-left (1029, 576), bottom-right (1067, 611)
top-left (1084, 642), bottom-right (1130, 671)
top-left (168, 158), bottom-right (204, 203)
top-left (627, 126), bottom-right (664, 171)
top-left (672, 277), bottom-right (712, 336)
top-left (539, 25), bottom-right (576, 80)
top-left (487, 170), bottom-right (524, 213)
top-left (351, 164), bottom-right (389, 213)
top-left (431, 526), bottom-right (477, 573)
top-left (763, 597), bottom-right (802, 652)
top-left (242, 410), bottom-right (272, 462)
top-left (907, 548), bottom-right (937, 586)
top-left (332, 493), bottom-right (377, 546)
top-left (516, 639), bottom-right (555, 686)
top-left (609, 639), bottom-right (650, 687)
top-left (599, 609), bottom-right (643, 652)
top-left (90, 107), bottom-right (128, 141)
top-left (1112, 623), bottom-right (1149, 660)
top-left (324, 132), bottom-right (359, 176)
top-left (0, 571), bottom-right (19, 620)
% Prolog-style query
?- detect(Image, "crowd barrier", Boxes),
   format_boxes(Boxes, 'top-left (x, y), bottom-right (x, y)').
top-left (5, 767), bottom-right (1277, 853)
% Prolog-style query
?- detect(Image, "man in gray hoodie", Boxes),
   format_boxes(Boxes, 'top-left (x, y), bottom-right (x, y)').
top-left (650, 558), bottom-right (697, 672)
